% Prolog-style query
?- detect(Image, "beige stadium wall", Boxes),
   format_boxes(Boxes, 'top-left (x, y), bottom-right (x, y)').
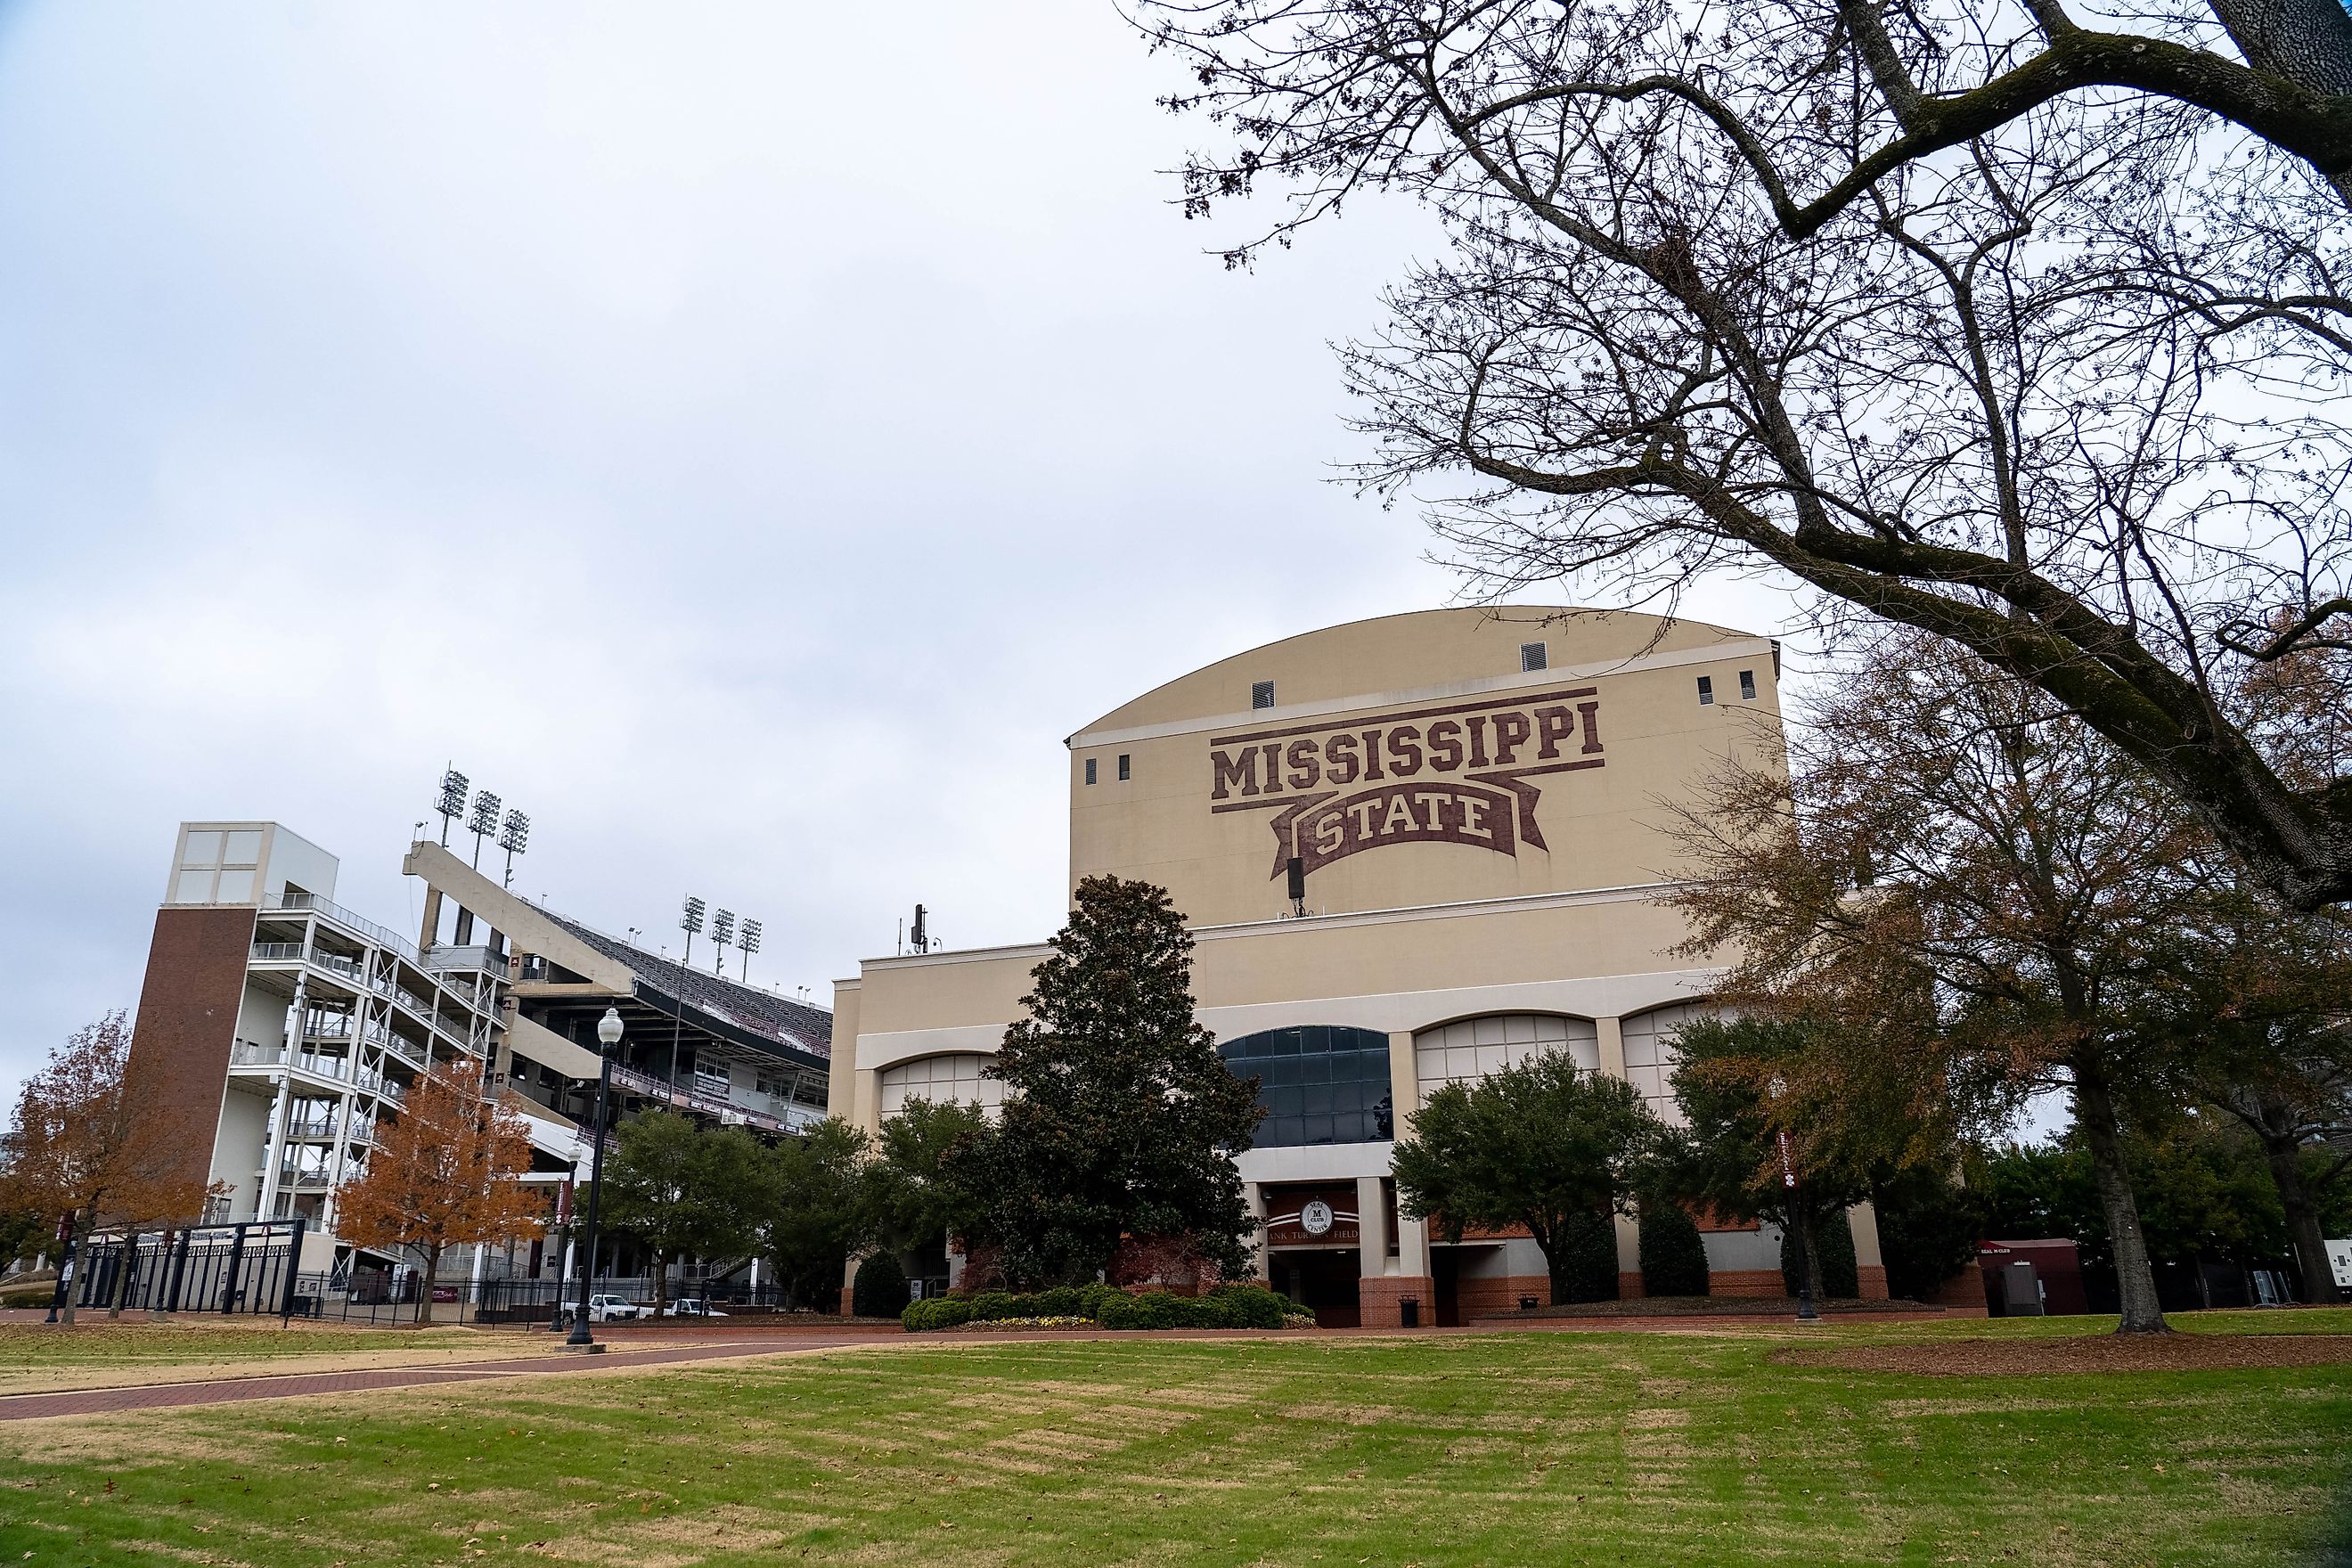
top-left (826, 606), bottom-right (1888, 1316)
top-left (1065, 607), bottom-right (1784, 928)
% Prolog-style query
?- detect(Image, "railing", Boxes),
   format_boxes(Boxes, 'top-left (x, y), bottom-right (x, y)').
top-left (251, 942), bottom-right (306, 961)
top-left (272, 894), bottom-right (425, 966)
top-left (605, 1061), bottom-right (796, 1134)
top-left (280, 1118), bottom-right (339, 1139)
top-left (310, 951), bottom-right (363, 980)
top-left (230, 1040), bottom-right (284, 1067)
top-left (426, 944), bottom-right (501, 973)
top-left (304, 1016), bottom-right (355, 1041)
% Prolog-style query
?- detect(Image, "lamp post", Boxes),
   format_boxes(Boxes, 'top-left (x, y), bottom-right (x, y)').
top-left (566, 1006), bottom-right (623, 1350)
top-left (1768, 1076), bottom-right (1819, 1323)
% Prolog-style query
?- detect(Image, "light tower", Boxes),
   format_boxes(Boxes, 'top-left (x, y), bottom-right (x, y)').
top-left (680, 896), bottom-right (706, 967)
top-left (467, 790), bottom-right (502, 869)
top-left (737, 919), bottom-right (762, 983)
top-left (435, 768), bottom-right (469, 846)
top-left (497, 808), bottom-right (531, 888)
top-left (710, 909), bottom-right (737, 976)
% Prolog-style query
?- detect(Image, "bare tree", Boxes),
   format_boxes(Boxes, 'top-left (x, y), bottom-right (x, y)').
top-left (1127, 1), bottom-right (2352, 910)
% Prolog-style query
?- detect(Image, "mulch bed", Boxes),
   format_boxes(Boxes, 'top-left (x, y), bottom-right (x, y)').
top-left (1481, 1296), bottom-right (1942, 1321)
top-left (1775, 1333), bottom-right (2352, 1376)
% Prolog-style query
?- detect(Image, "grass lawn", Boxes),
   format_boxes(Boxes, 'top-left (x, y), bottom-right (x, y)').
top-left (2, 1314), bottom-right (2348, 1566)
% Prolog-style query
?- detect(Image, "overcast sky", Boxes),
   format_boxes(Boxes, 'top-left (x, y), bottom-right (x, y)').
top-left (0, 2), bottom-right (1803, 1104)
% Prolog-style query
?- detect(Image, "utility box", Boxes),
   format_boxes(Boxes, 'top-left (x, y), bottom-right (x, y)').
top-left (1998, 1261), bottom-right (2045, 1317)
top-left (1976, 1239), bottom-right (2087, 1316)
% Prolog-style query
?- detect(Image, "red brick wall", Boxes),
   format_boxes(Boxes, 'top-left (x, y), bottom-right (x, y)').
top-left (1455, 1273), bottom-right (1552, 1317)
top-left (1857, 1264), bottom-right (1889, 1301)
top-left (1709, 1269), bottom-right (1785, 1299)
top-left (124, 906), bottom-right (257, 1202)
top-left (1358, 1274), bottom-right (1434, 1327)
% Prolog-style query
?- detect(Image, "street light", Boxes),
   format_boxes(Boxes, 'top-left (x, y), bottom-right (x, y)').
top-left (567, 1006), bottom-right (624, 1350)
top-left (1768, 1075), bottom-right (1820, 1324)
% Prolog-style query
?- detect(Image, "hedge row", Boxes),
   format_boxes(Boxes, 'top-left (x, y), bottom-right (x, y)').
top-left (902, 1282), bottom-right (1292, 1332)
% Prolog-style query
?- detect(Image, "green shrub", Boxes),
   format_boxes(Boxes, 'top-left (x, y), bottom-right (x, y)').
top-left (1556, 1210), bottom-right (1621, 1303)
top-left (851, 1253), bottom-right (909, 1319)
top-left (1203, 1284), bottom-right (1288, 1328)
top-left (1637, 1203), bottom-right (1710, 1297)
top-left (900, 1296), bottom-right (975, 1332)
top-left (1782, 1208), bottom-right (1859, 1298)
top-left (900, 1279), bottom-right (1287, 1332)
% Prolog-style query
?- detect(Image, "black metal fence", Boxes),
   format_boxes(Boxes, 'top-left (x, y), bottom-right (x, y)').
top-left (71, 1220), bottom-right (309, 1319)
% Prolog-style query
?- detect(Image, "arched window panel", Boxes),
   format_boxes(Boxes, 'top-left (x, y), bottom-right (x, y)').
top-left (1217, 1025), bottom-right (1394, 1148)
top-left (878, 1052), bottom-right (1006, 1119)
top-left (1617, 1002), bottom-right (1720, 1128)
top-left (1411, 1013), bottom-right (1599, 1098)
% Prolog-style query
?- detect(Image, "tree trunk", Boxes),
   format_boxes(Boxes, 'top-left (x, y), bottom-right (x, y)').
top-left (2070, 1055), bottom-right (2168, 1333)
top-left (2255, 1115), bottom-right (2343, 1304)
top-left (654, 1249), bottom-right (670, 1314)
top-left (108, 1230), bottom-right (138, 1320)
top-left (418, 1245), bottom-right (442, 1326)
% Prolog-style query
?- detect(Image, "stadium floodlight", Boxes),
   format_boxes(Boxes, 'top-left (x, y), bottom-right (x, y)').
top-left (681, 895), bottom-right (706, 967)
top-left (436, 768), bottom-right (470, 846)
top-left (711, 908), bottom-right (737, 975)
top-left (467, 790), bottom-right (502, 869)
top-left (498, 808), bottom-right (531, 887)
top-left (738, 919), bottom-right (762, 983)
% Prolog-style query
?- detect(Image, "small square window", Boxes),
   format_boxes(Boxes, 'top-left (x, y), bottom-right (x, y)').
top-left (1739, 669), bottom-right (1757, 700)
top-left (1697, 675), bottom-right (1715, 706)
top-left (1117, 754), bottom-right (1131, 781)
top-left (1251, 680), bottom-right (1276, 711)
top-left (1520, 641), bottom-right (1548, 672)
top-left (1084, 757), bottom-right (1097, 785)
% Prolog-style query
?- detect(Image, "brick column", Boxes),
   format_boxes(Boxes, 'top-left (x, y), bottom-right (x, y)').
top-left (1614, 1211), bottom-right (1644, 1300)
top-left (1245, 1183), bottom-right (1270, 1281)
top-left (1850, 1199), bottom-right (1891, 1300)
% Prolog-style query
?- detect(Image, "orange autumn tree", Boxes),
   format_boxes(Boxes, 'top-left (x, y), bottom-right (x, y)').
top-left (333, 1066), bottom-right (542, 1321)
top-left (0, 1012), bottom-right (216, 1325)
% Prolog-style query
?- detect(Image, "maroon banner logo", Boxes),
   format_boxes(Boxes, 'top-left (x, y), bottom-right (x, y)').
top-left (1271, 782), bottom-right (1521, 876)
top-left (1207, 685), bottom-right (1609, 878)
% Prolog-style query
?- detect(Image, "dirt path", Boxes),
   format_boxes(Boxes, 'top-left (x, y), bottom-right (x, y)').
top-left (0, 1337), bottom-right (874, 1421)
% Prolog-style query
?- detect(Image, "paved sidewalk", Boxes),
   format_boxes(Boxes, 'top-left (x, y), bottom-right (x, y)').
top-left (0, 1337), bottom-right (868, 1422)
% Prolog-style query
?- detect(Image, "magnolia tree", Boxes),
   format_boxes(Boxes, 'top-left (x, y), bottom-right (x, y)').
top-left (0, 1013), bottom-right (216, 1324)
top-left (332, 1067), bottom-right (542, 1322)
top-left (1125, 0), bottom-right (2352, 911)
top-left (951, 876), bottom-right (1262, 1289)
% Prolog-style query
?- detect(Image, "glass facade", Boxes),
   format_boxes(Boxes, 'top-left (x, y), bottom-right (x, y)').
top-left (1219, 1025), bottom-right (1393, 1148)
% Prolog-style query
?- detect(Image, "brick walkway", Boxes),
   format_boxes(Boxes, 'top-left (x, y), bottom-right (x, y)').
top-left (0, 1338), bottom-right (868, 1422)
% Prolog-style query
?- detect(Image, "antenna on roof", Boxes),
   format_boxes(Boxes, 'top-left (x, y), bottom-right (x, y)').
top-left (681, 895), bottom-right (706, 967)
top-left (738, 919), bottom-right (762, 982)
top-left (711, 908), bottom-right (737, 976)
top-left (436, 767), bottom-right (469, 846)
top-left (467, 790), bottom-right (502, 869)
top-left (497, 808), bottom-right (530, 887)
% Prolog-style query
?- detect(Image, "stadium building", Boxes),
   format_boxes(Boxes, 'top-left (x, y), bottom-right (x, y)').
top-left (121, 823), bottom-right (829, 1293)
top-left (832, 607), bottom-right (1891, 1323)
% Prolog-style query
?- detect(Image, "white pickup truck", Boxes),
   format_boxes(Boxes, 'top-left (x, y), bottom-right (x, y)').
top-left (584, 1293), bottom-right (648, 1322)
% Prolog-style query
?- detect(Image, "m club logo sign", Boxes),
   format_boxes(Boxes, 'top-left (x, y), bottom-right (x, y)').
top-left (1206, 686), bottom-right (1606, 878)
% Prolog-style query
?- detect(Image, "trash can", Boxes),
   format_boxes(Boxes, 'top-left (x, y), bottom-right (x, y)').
top-left (1400, 1298), bottom-right (1420, 1327)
